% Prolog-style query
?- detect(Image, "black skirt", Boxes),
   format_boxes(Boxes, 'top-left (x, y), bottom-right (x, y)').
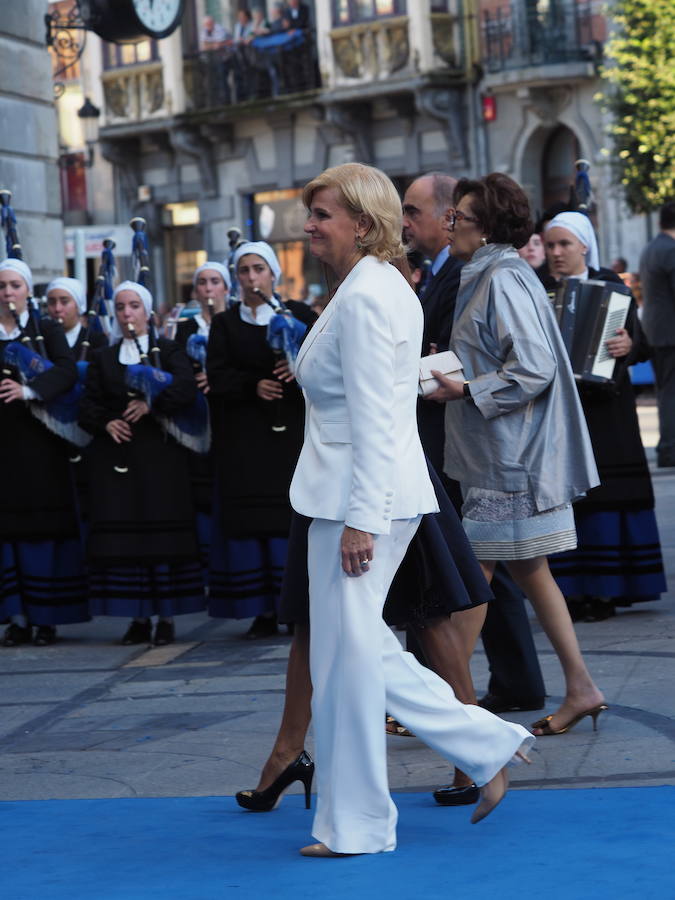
top-left (279, 459), bottom-right (492, 625)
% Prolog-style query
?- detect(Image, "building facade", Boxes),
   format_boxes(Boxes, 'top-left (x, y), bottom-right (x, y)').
top-left (475, 0), bottom-right (652, 266)
top-left (0, 2), bottom-right (64, 288)
top-left (55, 0), bottom-right (652, 304)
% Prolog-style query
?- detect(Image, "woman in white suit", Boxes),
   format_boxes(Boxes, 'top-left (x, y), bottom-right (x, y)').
top-left (290, 163), bottom-right (534, 858)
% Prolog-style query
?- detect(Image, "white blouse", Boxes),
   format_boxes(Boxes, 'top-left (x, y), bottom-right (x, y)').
top-left (239, 300), bottom-right (274, 326)
top-left (118, 333), bottom-right (150, 365)
top-left (65, 322), bottom-right (82, 348)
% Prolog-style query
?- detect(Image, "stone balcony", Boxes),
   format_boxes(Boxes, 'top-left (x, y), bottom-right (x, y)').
top-left (328, 12), bottom-right (465, 89)
top-left (101, 61), bottom-right (167, 125)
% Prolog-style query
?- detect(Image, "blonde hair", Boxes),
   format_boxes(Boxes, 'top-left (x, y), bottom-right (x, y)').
top-left (302, 163), bottom-right (405, 263)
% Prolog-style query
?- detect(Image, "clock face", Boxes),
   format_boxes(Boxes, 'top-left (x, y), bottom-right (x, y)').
top-left (132, 0), bottom-right (183, 38)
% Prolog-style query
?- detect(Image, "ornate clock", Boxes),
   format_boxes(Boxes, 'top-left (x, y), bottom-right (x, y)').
top-left (82, 0), bottom-right (185, 42)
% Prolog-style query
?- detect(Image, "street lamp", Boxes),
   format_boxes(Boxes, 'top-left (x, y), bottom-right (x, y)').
top-left (77, 96), bottom-right (101, 167)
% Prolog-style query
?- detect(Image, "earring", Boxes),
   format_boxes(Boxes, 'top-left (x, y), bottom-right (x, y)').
top-left (480, 236), bottom-right (488, 246)
top-left (355, 235), bottom-right (363, 251)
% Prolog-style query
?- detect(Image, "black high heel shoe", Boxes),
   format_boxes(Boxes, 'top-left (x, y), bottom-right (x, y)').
top-left (236, 751), bottom-right (314, 812)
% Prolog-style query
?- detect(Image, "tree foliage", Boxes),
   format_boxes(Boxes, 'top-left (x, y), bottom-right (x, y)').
top-left (598, 0), bottom-right (675, 213)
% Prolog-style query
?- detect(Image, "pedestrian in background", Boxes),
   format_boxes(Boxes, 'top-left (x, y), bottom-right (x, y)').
top-left (640, 201), bottom-right (675, 467)
top-left (0, 260), bottom-right (88, 647)
top-left (205, 242), bottom-right (315, 638)
top-left (429, 176), bottom-right (606, 738)
top-left (541, 212), bottom-right (666, 620)
top-left (79, 281), bottom-right (204, 647)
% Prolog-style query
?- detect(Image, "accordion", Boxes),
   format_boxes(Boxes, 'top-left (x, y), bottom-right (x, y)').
top-left (550, 278), bottom-right (632, 389)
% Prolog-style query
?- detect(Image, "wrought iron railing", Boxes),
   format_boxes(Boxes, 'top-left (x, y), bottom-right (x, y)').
top-left (481, 0), bottom-right (604, 72)
top-left (184, 33), bottom-right (320, 111)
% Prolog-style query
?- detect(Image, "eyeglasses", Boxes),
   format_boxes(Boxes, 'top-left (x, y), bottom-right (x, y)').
top-left (447, 209), bottom-right (480, 229)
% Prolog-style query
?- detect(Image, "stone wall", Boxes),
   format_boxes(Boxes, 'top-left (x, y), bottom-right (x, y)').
top-left (0, 3), bottom-right (63, 284)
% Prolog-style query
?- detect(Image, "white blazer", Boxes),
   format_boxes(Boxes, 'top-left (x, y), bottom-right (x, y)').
top-left (289, 255), bottom-right (438, 535)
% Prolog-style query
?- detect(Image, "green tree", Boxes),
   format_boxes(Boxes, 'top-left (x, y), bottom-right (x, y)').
top-left (598, 0), bottom-right (675, 213)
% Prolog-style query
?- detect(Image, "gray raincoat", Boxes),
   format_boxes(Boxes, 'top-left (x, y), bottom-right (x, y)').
top-left (443, 243), bottom-right (599, 511)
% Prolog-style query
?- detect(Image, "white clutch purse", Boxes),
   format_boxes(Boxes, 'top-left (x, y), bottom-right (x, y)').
top-left (418, 349), bottom-right (464, 397)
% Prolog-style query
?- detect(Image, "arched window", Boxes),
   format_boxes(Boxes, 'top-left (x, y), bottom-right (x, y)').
top-left (541, 125), bottom-right (581, 211)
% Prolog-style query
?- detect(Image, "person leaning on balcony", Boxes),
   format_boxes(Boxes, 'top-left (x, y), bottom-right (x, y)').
top-left (284, 0), bottom-right (310, 32)
top-left (268, 3), bottom-right (286, 33)
top-left (200, 15), bottom-right (228, 51)
top-left (200, 14), bottom-right (233, 103)
top-left (233, 7), bottom-right (254, 42)
top-left (248, 7), bottom-right (271, 38)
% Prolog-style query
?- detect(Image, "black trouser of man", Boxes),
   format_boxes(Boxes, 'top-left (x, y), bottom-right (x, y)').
top-left (651, 347), bottom-right (675, 466)
top-left (409, 400), bottom-right (545, 706)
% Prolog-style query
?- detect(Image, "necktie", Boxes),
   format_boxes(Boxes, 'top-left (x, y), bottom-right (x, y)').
top-left (418, 258), bottom-right (433, 298)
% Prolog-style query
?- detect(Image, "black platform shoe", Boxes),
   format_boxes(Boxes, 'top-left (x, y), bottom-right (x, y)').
top-left (121, 620), bottom-right (152, 645)
top-left (3, 624), bottom-right (33, 647)
top-left (34, 625), bottom-right (57, 646)
top-left (236, 751), bottom-right (314, 812)
top-left (243, 613), bottom-right (279, 640)
top-left (433, 783), bottom-right (480, 806)
top-left (154, 620), bottom-right (175, 646)
top-left (478, 693), bottom-right (545, 714)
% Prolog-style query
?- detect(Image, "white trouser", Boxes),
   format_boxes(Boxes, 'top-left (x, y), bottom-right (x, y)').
top-left (308, 516), bottom-right (534, 855)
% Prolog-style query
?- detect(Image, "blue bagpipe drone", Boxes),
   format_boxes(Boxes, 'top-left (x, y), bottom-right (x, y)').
top-left (123, 217), bottom-right (210, 456)
top-left (0, 188), bottom-right (92, 447)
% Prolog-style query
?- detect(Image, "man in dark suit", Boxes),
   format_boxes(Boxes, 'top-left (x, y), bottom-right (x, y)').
top-left (403, 174), bottom-right (463, 468)
top-left (284, 0), bottom-right (310, 30)
top-left (402, 173), bottom-right (546, 805)
top-left (640, 201), bottom-right (675, 467)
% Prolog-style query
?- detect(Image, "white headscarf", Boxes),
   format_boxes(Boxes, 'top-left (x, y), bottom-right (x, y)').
top-left (545, 212), bottom-right (600, 272)
top-left (47, 276), bottom-right (87, 314)
top-left (193, 261), bottom-right (231, 289)
top-left (232, 241), bottom-right (282, 284)
top-left (110, 280), bottom-right (153, 340)
top-left (0, 258), bottom-right (33, 294)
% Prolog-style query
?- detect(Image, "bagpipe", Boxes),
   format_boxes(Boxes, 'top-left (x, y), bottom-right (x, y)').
top-left (123, 218), bottom-right (210, 455)
top-left (226, 226), bottom-right (246, 307)
top-left (81, 238), bottom-right (116, 354)
top-left (253, 287), bottom-right (308, 434)
top-left (0, 189), bottom-right (91, 447)
top-left (253, 287), bottom-right (307, 373)
top-left (186, 332), bottom-right (207, 373)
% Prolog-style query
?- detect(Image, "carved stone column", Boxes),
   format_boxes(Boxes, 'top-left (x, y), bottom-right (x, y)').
top-left (324, 103), bottom-right (373, 165)
top-left (416, 86), bottom-right (469, 170)
top-left (100, 138), bottom-right (141, 209)
top-left (169, 125), bottom-right (217, 198)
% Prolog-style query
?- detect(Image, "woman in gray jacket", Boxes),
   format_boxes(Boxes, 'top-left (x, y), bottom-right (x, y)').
top-left (427, 174), bottom-right (606, 738)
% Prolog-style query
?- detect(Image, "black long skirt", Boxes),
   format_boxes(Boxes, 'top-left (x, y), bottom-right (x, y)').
top-left (279, 459), bottom-right (492, 625)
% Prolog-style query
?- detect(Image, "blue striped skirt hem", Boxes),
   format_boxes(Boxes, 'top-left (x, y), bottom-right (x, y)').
top-left (549, 508), bottom-right (667, 600)
top-left (208, 537), bottom-right (287, 619)
top-left (89, 562), bottom-right (206, 618)
top-left (1, 539), bottom-right (89, 625)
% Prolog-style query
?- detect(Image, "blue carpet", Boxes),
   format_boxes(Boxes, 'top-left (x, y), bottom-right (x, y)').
top-left (2, 787), bottom-right (672, 900)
